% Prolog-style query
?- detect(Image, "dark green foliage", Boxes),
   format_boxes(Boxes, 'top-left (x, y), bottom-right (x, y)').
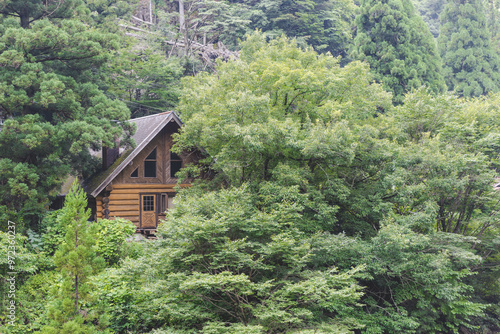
top-left (38, 211), bottom-right (67, 256)
top-left (230, 0), bottom-right (356, 59)
top-left (351, 0), bottom-right (446, 104)
top-left (170, 36), bottom-right (497, 332)
top-left (85, 0), bottom-right (139, 27)
top-left (0, 9), bottom-right (133, 228)
top-left (311, 225), bottom-right (486, 333)
top-left (466, 240), bottom-right (500, 332)
top-left (91, 186), bottom-right (366, 333)
top-left (2, 3), bottom-right (500, 332)
top-left (0, 0), bottom-right (81, 28)
top-left (438, 0), bottom-right (500, 97)
top-left (104, 48), bottom-right (184, 117)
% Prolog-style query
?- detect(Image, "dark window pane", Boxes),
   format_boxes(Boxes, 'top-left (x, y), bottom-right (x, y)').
top-left (130, 168), bottom-right (138, 178)
top-left (146, 148), bottom-right (157, 160)
top-left (171, 152), bottom-right (181, 160)
top-left (143, 195), bottom-right (155, 211)
top-left (145, 161), bottom-right (156, 177)
top-left (171, 161), bottom-right (182, 177)
top-left (170, 151), bottom-right (182, 178)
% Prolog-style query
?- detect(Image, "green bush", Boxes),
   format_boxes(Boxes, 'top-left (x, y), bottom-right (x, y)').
top-left (95, 218), bottom-right (136, 265)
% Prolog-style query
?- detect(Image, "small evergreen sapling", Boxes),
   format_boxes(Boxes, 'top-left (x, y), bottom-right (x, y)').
top-left (42, 183), bottom-right (107, 334)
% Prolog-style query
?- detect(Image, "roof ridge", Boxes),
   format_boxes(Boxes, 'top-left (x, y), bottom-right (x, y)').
top-left (129, 111), bottom-right (173, 122)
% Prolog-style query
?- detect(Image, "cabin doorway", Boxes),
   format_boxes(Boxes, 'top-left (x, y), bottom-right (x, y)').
top-left (140, 194), bottom-right (157, 229)
top-left (139, 192), bottom-right (174, 230)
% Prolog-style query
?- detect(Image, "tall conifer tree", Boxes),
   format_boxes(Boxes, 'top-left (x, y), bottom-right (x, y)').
top-left (231, 0), bottom-right (356, 60)
top-left (438, 0), bottom-right (500, 97)
top-left (0, 0), bottom-right (133, 228)
top-left (351, 0), bottom-right (446, 104)
top-left (486, 0), bottom-right (500, 53)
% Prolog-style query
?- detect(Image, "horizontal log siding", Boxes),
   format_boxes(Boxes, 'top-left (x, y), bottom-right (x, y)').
top-left (96, 196), bottom-right (103, 220)
top-left (100, 183), bottom-right (186, 228)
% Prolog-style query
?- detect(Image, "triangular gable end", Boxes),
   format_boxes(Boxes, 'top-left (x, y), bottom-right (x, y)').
top-left (85, 111), bottom-right (183, 198)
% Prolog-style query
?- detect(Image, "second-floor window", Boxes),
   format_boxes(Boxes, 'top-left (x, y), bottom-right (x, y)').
top-left (170, 151), bottom-right (182, 178)
top-left (144, 148), bottom-right (157, 178)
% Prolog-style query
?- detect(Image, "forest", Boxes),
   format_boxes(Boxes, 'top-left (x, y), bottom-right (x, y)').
top-left (1, 0), bottom-right (500, 333)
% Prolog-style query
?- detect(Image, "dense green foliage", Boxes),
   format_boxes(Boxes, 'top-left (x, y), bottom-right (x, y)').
top-left (2, 0), bottom-right (500, 332)
top-left (0, 185), bottom-right (135, 333)
top-left (486, 0), bottom-right (500, 53)
top-left (176, 33), bottom-right (392, 235)
top-left (169, 34), bottom-right (499, 333)
top-left (411, 0), bottom-right (445, 38)
top-left (438, 0), bottom-right (500, 97)
top-left (0, 2), bottom-right (133, 228)
top-left (230, 0), bottom-right (356, 59)
top-left (45, 35), bottom-right (496, 334)
top-left (95, 218), bottom-right (136, 265)
top-left (351, 0), bottom-right (446, 104)
top-left (42, 184), bottom-right (106, 334)
top-left (103, 47), bottom-right (184, 117)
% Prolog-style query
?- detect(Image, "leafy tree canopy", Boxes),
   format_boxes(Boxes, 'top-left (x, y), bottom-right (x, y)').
top-left (78, 35), bottom-right (500, 333)
top-left (175, 32), bottom-right (393, 235)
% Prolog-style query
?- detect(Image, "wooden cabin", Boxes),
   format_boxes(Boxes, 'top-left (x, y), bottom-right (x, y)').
top-left (84, 111), bottom-right (193, 233)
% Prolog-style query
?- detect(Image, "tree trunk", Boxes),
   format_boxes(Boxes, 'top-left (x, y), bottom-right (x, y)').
top-left (178, 0), bottom-right (188, 56)
top-left (75, 274), bottom-right (79, 313)
top-left (20, 9), bottom-right (30, 28)
top-left (149, 0), bottom-right (153, 23)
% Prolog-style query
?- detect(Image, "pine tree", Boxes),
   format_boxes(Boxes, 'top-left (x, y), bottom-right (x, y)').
top-left (231, 0), bottom-right (357, 60)
top-left (0, 0), bottom-right (80, 28)
top-left (438, 0), bottom-right (500, 97)
top-left (351, 0), bottom-right (446, 104)
top-left (0, 1), bottom-right (133, 228)
top-left (42, 183), bottom-right (106, 334)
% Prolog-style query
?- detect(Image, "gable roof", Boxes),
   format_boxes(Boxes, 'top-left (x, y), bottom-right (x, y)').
top-left (84, 111), bottom-right (182, 197)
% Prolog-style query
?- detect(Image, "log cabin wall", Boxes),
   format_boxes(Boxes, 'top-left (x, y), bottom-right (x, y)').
top-left (95, 121), bottom-right (192, 229)
top-left (95, 184), bottom-right (178, 227)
